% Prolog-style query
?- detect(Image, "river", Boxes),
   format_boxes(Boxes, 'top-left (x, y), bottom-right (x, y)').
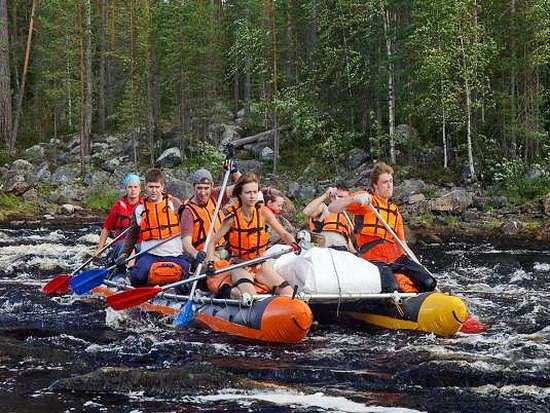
top-left (0, 224), bottom-right (548, 413)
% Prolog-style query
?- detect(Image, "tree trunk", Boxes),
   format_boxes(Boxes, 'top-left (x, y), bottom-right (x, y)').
top-left (459, 36), bottom-right (475, 181)
top-left (129, 0), bottom-right (137, 166)
top-left (97, 0), bottom-right (106, 133)
top-left (65, 34), bottom-right (73, 130)
top-left (0, 0), bottom-right (12, 149)
top-left (268, 0), bottom-right (279, 173)
top-left (442, 106), bottom-right (448, 169)
top-left (383, 8), bottom-right (396, 164)
top-left (11, 0), bottom-right (36, 155)
top-left (83, 0), bottom-right (93, 155)
top-left (143, 0), bottom-right (156, 167)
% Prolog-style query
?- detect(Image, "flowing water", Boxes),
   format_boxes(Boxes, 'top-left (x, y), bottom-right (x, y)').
top-left (0, 224), bottom-right (548, 413)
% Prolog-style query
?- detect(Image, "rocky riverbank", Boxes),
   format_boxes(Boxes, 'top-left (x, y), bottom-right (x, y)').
top-left (1, 115), bottom-right (548, 247)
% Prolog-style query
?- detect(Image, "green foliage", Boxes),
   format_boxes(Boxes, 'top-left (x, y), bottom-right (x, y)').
top-left (83, 188), bottom-right (119, 211)
top-left (184, 142), bottom-right (225, 173)
top-left (487, 159), bottom-right (550, 204)
top-left (0, 192), bottom-right (38, 220)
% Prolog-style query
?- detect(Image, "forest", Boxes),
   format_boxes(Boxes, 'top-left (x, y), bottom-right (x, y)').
top-left (1, 0), bottom-right (549, 197)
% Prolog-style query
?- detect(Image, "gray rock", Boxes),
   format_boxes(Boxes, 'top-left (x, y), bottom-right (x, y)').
top-left (103, 158), bottom-right (121, 173)
top-left (501, 220), bottom-right (522, 235)
top-left (429, 189), bottom-right (473, 213)
top-left (55, 152), bottom-right (70, 165)
top-left (473, 196), bottom-right (491, 210)
top-left (59, 204), bottom-right (75, 215)
top-left (36, 163), bottom-right (51, 183)
top-left (24, 145), bottom-right (45, 162)
top-left (165, 179), bottom-right (193, 201)
top-left (84, 170), bottom-right (111, 187)
top-left (544, 193), bottom-right (550, 216)
top-left (51, 165), bottom-right (80, 185)
top-left (236, 108), bottom-right (246, 119)
top-left (260, 146), bottom-right (274, 161)
top-left (156, 147), bottom-right (182, 168)
top-left (22, 188), bottom-right (39, 203)
top-left (491, 195), bottom-right (508, 209)
top-left (9, 159), bottom-right (35, 176)
top-left (393, 179), bottom-right (426, 203)
top-left (526, 165), bottom-right (544, 180)
top-left (238, 159), bottom-right (262, 173)
top-left (462, 209), bottom-right (480, 222)
top-left (48, 185), bottom-right (82, 205)
top-left (288, 182), bottom-right (316, 200)
top-left (44, 214), bottom-right (55, 220)
top-left (345, 148), bottom-right (369, 170)
top-left (408, 193), bottom-right (426, 204)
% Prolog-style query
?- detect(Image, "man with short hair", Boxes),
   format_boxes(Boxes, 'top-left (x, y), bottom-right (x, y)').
top-left (118, 168), bottom-right (190, 287)
top-left (180, 164), bottom-right (241, 267)
top-left (329, 161), bottom-right (436, 292)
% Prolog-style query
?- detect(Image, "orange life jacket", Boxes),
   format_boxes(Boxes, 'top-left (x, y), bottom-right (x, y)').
top-left (308, 212), bottom-right (352, 240)
top-left (139, 196), bottom-right (181, 241)
top-left (226, 204), bottom-right (270, 260)
top-left (184, 197), bottom-right (224, 250)
top-left (353, 194), bottom-right (404, 263)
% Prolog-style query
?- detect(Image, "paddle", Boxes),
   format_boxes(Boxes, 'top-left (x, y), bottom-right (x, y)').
top-left (106, 245), bottom-right (298, 310)
top-left (69, 232), bottom-right (181, 295)
top-left (42, 227), bottom-right (131, 296)
top-left (366, 201), bottom-right (487, 334)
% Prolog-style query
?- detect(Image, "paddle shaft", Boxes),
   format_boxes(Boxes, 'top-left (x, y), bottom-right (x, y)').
top-left (366, 202), bottom-right (434, 277)
top-left (106, 232), bottom-right (181, 272)
top-left (71, 227), bottom-right (131, 276)
top-left (185, 163), bottom-right (232, 302)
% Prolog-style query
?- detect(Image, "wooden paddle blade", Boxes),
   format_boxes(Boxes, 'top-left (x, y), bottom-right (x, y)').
top-left (106, 286), bottom-right (163, 310)
top-left (459, 315), bottom-right (487, 334)
top-left (42, 274), bottom-right (71, 295)
top-left (69, 268), bottom-right (109, 295)
top-left (173, 301), bottom-right (194, 328)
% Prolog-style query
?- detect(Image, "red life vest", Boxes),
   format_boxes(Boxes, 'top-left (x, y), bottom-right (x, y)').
top-left (109, 196), bottom-right (142, 237)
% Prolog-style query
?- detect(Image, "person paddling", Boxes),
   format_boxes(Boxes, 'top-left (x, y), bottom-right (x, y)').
top-left (95, 174), bottom-right (143, 266)
top-left (303, 184), bottom-right (355, 252)
top-left (206, 173), bottom-right (296, 298)
top-left (328, 161), bottom-right (437, 292)
top-left (116, 169), bottom-right (190, 287)
top-left (180, 164), bottom-right (240, 268)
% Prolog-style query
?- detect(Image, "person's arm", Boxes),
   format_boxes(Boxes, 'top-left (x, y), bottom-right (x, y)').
top-left (263, 207), bottom-right (295, 244)
top-left (120, 214), bottom-right (139, 257)
top-left (180, 208), bottom-right (199, 257)
top-left (206, 217), bottom-right (231, 262)
top-left (303, 187), bottom-right (333, 217)
top-left (95, 227), bottom-right (110, 255)
top-left (328, 192), bottom-right (370, 213)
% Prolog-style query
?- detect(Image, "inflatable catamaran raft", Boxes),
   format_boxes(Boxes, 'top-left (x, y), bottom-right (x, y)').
top-left (89, 246), bottom-right (469, 343)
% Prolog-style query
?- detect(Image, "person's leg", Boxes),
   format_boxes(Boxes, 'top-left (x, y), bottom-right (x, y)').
top-left (104, 240), bottom-right (124, 267)
top-left (230, 267), bottom-right (256, 298)
top-left (129, 253), bottom-right (157, 286)
top-left (255, 261), bottom-right (293, 296)
top-left (390, 255), bottom-right (437, 292)
top-left (370, 261), bottom-right (400, 292)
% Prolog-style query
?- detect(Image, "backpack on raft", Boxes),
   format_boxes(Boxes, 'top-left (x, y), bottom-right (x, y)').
top-left (148, 262), bottom-right (183, 285)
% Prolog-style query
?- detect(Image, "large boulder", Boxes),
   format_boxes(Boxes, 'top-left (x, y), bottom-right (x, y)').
top-left (393, 179), bottom-right (426, 204)
top-left (47, 185), bottom-right (83, 205)
top-left (501, 220), bottom-right (522, 235)
top-left (288, 182), bottom-right (316, 200)
top-left (84, 170), bottom-right (111, 187)
top-left (429, 189), bottom-right (473, 213)
top-left (165, 178), bottom-right (193, 201)
top-left (345, 148), bottom-right (369, 170)
top-left (24, 144), bottom-right (45, 162)
top-left (238, 159), bottom-right (262, 174)
top-left (50, 165), bottom-right (80, 185)
top-left (3, 159), bottom-right (36, 192)
top-left (156, 147), bottom-right (182, 168)
top-left (36, 163), bottom-right (51, 183)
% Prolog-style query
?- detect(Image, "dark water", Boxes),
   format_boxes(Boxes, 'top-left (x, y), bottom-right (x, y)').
top-left (0, 225), bottom-right (548, 413)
